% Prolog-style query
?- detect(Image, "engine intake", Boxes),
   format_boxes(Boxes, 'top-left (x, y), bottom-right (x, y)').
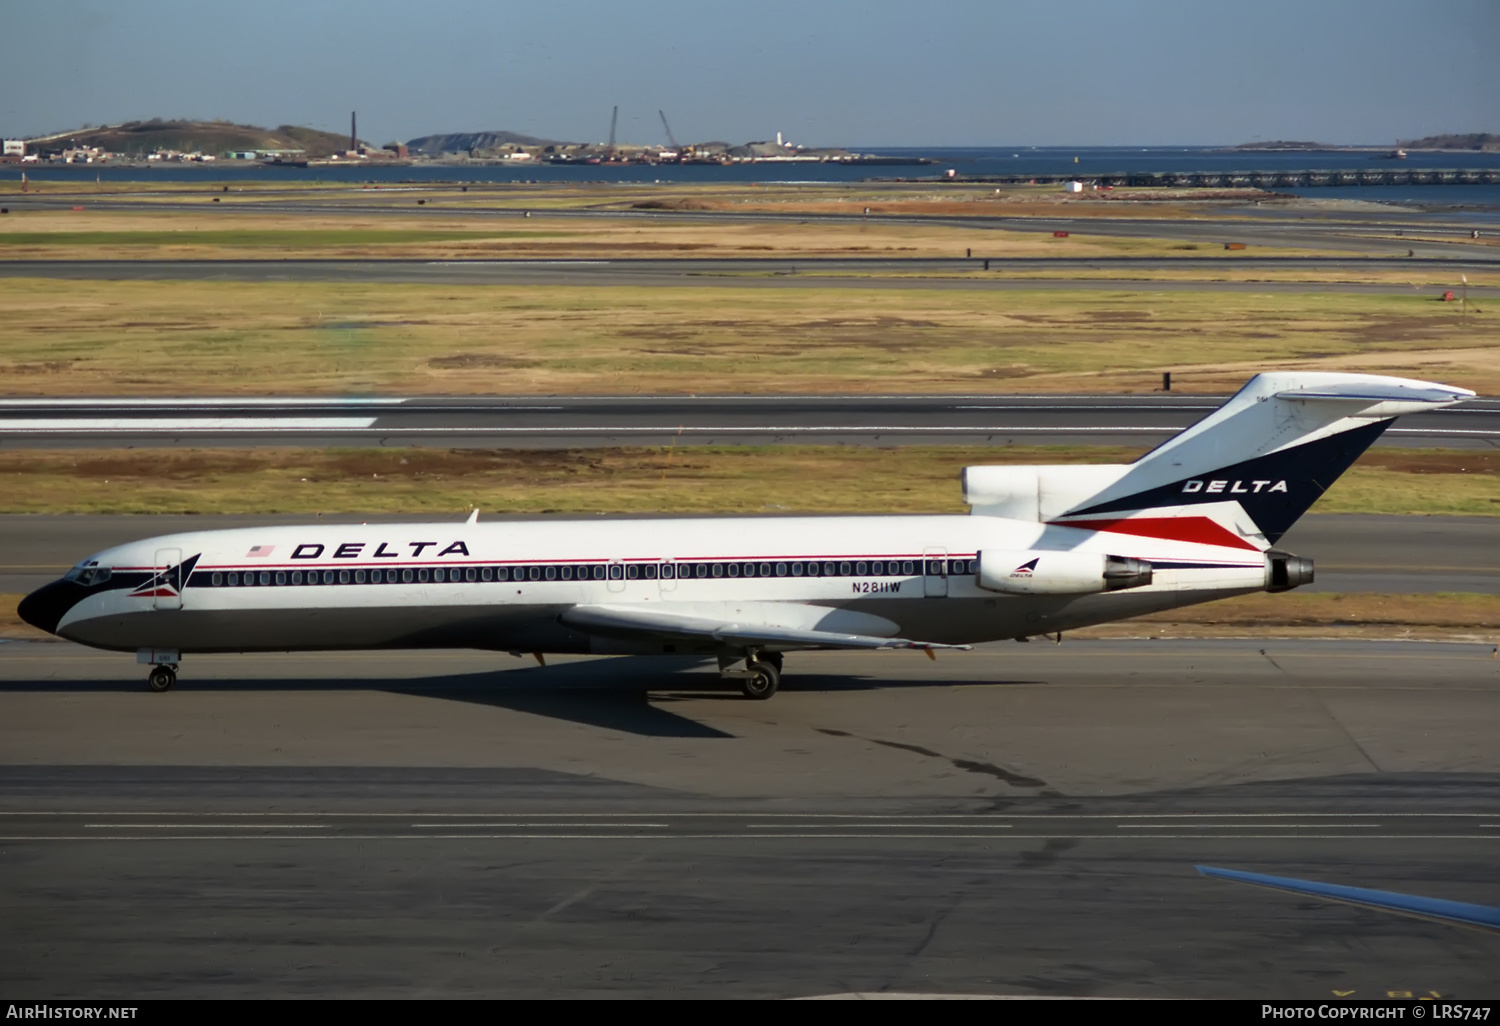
top-left (977, 550), bottom-right (1153, 595)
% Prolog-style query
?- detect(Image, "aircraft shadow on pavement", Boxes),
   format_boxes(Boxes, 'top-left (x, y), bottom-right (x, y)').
top-left (0, 653), bottom-right (1039, 738)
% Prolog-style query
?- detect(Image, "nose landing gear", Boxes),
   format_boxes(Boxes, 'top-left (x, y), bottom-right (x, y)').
top-left (147, 664), bottom-right (177, 693)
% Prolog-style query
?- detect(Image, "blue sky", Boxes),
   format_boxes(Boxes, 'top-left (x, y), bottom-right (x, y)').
top-left (4, 0), bottom-right (1496, 146)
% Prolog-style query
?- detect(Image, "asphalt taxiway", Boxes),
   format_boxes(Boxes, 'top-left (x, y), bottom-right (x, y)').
top-left (1, 393), bottom-right (1495, 448)
top-left (1, 638), bottom-right (1498, 997)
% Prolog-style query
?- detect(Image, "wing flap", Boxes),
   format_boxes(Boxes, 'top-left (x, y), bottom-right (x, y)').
top-left (559, 604), bottom-right (968, 652)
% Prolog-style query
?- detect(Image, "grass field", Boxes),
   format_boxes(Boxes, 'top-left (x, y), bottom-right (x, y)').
top-left (0, 445), bottom-right (1492, 516)
top-left (0, 277), bottom-right (1493, 395)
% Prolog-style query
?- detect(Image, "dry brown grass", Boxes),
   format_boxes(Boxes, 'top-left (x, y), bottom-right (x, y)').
top-left (1078, 591), bottom-right (1500, 640)
top-left (0, 278), bottom-right (1494, 395)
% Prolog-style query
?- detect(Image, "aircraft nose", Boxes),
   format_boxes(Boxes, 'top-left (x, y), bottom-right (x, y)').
top-left (17, 580), bottom-right (80, 636)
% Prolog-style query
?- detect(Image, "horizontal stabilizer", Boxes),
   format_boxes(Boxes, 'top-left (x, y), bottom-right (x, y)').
top-left (560, 603), bottom-right (969, 652)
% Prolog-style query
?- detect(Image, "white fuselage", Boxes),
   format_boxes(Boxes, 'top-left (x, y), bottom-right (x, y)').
top-left (47, 513), bottom-right (1270, 656)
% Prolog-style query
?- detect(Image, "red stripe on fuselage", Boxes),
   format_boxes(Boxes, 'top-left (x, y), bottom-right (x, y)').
top-left (1048, 516), bottom-right (1261, 550)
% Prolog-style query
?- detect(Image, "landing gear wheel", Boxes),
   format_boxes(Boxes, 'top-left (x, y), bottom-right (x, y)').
top-left (147, 665), bottom-right (176, 693)
top-left (741, 659), bottom-right (779, 700)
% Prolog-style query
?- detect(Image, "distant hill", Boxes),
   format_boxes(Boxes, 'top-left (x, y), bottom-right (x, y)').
top-left (406, 130), bottom-right (564, 156)
top-left (26, 119), bottom-right (356, 156)
top-left (1232, 141), bottom-right (1330, 151)
top-left (1399, 133), bottom-right (1500, 151)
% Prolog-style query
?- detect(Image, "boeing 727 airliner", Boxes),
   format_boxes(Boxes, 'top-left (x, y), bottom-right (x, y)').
top-left (18, 372), bottom-right (1474, 698)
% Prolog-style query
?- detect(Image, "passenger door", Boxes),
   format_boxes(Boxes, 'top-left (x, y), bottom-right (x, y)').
top-left (923, 546), bottom-right (948, 598)
top-left (154, 547), bottom-right (183, 610)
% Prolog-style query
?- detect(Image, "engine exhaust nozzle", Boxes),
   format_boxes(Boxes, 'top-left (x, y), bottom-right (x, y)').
top-left (1266, 550), bottom-right (1314, 593)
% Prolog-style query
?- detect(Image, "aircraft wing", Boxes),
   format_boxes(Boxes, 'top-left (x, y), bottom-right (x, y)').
top-left (559, 604), bottom-right (969, 652)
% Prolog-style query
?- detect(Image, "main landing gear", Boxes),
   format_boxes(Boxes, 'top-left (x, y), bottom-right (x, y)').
top-left (720, 651), bottom-right (784, 700)
top-left (147, 664), bottom-right (177, 693)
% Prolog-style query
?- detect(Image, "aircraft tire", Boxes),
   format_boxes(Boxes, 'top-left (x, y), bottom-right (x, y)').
top-left (741, 660), bottom-right (779, 700)
top-left (147, 665), bottom-right (176, 693)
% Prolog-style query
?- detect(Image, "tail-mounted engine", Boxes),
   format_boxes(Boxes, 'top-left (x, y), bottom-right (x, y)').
top-left (977, 550), bottom-right (1153, 596)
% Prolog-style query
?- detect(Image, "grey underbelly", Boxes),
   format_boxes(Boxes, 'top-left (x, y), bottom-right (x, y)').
top-left (60, 589), bottom-right (1259, 654)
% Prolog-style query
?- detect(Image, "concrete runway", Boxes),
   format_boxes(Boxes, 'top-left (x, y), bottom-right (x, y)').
top-left (2, 638), bottom-right (1498, 997)
top-left (2, 393), bottom-right (1496, 449)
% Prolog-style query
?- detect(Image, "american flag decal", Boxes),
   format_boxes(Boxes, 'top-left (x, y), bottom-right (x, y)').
top-left (247, 545), bottom-right (275, 558)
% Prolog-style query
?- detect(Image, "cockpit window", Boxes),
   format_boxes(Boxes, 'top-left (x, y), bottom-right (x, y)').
top-left (64, 562), bottom-right (112, 586)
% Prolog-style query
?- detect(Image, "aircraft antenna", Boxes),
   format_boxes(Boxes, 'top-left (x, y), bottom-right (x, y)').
top-left (607, 105), bottom-right (618, 158)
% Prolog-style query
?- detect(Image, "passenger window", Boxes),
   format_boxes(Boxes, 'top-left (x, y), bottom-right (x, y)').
top-left (790, 562), bottom-right (802, 576)
top-left (871, 561), bottom-right (883, 575)
top-left (805, 562), bottom-right (819, 577)
top-left (528, 567), bottom-right (539, 581)
top-left (775, 562), bottom-right (787, 577)
top-left (211, 573), bottom-right (223, 587)
top-left (320, 570), bottom-right (332, 584)
top-left (402, 569), bottom-right (414, 583)
top-left (594, 566), bottom-right (606, 580)
top-left (560, 566), bottom-right (572, 581)
top-left (418, 569), bottom-right (430, 583)
top-left (463, 568), bottom-right (474, 583)
top-left (482, 567), bottom-right (493, 581)
top-left (546, 566), bottom-right (557, 580)
top-left (709, 564), bottom-right (720, 578)
top-left (645, 565), bottom-right (658, 580)
top-left (275, 571), bottom-right (287, 585)
top-left (337, 570), bottom-right (349, 584)
top-left (259, 572), bottom-right (271, 586)
top-left (725, 563), bottom-right (737, 578)
top-left (663, 564), bottom-right (676, 579)
top-left (694, 564), bottom-right (707, 579)
top-left (290, 571), bottom-right (302, 585)
top-left (903, 560), bottom-right (915, 575)
top-left (853, 561), bottom-right (865, 575)
top-left (355, 570), bottom-right (367, 584)
top-left (824, 562), bottom-right (836, 576)
top-left (609, 564), bottom-right (623, 580)
top-left (624, 565), bottom-right (637, 580)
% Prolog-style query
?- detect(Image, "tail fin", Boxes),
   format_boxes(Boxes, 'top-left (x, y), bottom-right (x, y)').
top-left (964, 372), bottom-right (1474, 549)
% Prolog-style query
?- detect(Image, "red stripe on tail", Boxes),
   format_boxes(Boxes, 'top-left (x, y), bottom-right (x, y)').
top-left (1049, 516), bottom-right (1261, 550)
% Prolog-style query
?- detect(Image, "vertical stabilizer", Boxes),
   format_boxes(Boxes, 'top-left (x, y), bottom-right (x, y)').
top-left (965, 372), bottom-right (1474, 548)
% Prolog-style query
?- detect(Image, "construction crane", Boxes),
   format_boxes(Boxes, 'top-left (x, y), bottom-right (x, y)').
top-left (607, 105), bottom-right (618, 159)
top-left (658, 110), bottom-right (679, 151)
